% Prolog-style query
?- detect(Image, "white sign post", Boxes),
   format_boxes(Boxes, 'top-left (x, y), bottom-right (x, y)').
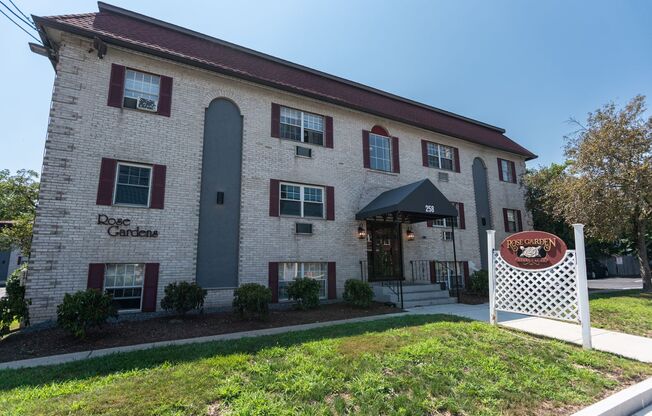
top-left (488, 225), bottom-right (592, 349)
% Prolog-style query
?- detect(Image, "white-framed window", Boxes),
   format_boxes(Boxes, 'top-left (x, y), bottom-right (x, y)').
top-left (104, 263), bottom-right (145, 311)
top-left (433, 202), bottom-right (460, 228)
top-left (369, 132), bottom-right (392, 172)
top-left (123, 69), bottom-right (160, 109)
top-left (500, 159), bottom-right (514, 182)
top-left (279, 182), bottom-right (324, 218)
top-left (279, 106), bottom-right (324, 146)
top-left (427, 142), bottom-right (455, 171)
top-left (278, 262), bottom-right (327, 301)
top-left (442, 230), bottom-right (454, 241)
top-left (113, 162), bottom-right (152, 207)
top-left (505, 209), bottom-right (519, 232)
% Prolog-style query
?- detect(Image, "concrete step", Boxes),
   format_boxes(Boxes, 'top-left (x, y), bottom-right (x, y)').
top-left (402, 290), bottom-right (452, 301)
top-left (396, 284), bottom-right (445, 293)
top-left (401, 297), bottom-right (458, 308)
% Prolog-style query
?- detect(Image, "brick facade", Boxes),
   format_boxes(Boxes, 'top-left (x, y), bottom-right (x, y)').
top-left (27, 31), bottom-right (531, 323)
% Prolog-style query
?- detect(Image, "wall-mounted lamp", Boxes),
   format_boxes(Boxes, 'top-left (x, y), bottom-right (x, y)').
top-left (357, 223), bottom-right (367, 239)
top-left (406, 228), bottom-right (415, 241)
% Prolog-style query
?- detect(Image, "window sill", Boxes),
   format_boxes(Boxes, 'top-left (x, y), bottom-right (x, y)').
top-left (111, 203), bottom-right (151, 209)
top-left (276, 137), bottom-right (326, 149)
top-left (365, 168), bottom-right (398, 176)
top-left (121, 105), bottom-right (161, 116)
top-left (279, 215), bottom-right (326, 221)
top-left (425, 166), bottom-right (457, 174)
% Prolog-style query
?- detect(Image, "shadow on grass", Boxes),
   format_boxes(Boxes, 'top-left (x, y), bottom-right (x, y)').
top-left (0, 314), bottom-right (471, 392)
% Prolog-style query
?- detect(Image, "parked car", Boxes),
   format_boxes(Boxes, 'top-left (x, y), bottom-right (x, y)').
top-left (586, 258), bottom-right (608, 279)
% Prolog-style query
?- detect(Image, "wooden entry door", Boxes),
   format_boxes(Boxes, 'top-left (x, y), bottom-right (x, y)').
top-left (366, 221), bottom-right (403, 281)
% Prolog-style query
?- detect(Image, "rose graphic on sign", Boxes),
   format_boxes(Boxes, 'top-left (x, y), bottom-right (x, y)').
top-left (499, 231), bottom-right (568, 270)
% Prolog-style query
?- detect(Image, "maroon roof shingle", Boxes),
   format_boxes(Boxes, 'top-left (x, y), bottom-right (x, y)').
top-left (33, 2), bottom-right (536, 159)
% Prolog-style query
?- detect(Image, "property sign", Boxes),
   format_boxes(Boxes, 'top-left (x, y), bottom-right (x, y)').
top-left (499, 230), bottom-right (567, 270)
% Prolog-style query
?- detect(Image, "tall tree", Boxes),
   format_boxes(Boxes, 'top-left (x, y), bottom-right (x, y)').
top-left (548, 95), bottom-right (652, 291)
top-left (0, 169), bottom-right (39, 255)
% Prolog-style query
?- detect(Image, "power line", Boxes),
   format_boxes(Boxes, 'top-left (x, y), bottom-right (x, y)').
top-left (0, 0), bottom-right (34, 30)
top-left (0, 7), bottom-right (39, 42)
top-left (6, 0), bottom-right (32, 24)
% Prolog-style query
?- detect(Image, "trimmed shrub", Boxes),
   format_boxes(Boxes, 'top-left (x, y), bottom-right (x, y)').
top-left (160, 282), bottom-right (207, 316)
top-left (287, 277), bottom-right (320, 310)
top-left (56, 290), bottom-right (117, 339)
top-left (0, 265), bottom-right (30, 335)
top-left (469, 270), bottom-right (489, 296)
top-left (233, 283), bottom-right (272, 319)
top-left (343, 279), bottom-right (374, 308)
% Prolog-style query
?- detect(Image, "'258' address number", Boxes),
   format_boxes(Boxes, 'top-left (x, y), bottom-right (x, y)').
top-left (425, 205), bottom-right (434, 213)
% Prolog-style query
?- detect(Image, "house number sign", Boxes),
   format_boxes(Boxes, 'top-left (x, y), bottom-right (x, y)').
top-left (97, 214), bottom-right (159, 238)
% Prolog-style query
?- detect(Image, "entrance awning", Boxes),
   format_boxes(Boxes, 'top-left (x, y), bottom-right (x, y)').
top-left (355, 179), bottom-right (458, 223)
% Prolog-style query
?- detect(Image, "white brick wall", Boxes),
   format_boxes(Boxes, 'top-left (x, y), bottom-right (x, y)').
top-left (27, 32), bottom-right (531, 323)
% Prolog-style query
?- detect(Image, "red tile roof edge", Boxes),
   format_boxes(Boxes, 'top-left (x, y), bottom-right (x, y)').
top-left (33, 2), bottom-right (537, 160)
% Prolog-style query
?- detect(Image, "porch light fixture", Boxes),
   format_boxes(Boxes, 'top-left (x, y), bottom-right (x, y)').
top-left (406, 228), bottom-right (415, 241)
top-left (357, 223), bottom-right (367, 239)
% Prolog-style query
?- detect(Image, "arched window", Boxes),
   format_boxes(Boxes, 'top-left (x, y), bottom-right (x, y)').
top-left (363, 126), bottom-right (399, 173)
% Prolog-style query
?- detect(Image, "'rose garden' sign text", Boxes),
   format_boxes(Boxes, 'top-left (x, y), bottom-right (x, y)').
top-left (499, 230), bottom-right (567, 270)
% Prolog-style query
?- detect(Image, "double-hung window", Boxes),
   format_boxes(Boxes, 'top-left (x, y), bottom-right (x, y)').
top-left (280, 183), bottom-right (324, 218)
top-left (505, 209), bottom-right (519, 232)
top-left (123, 69), bottom-right (160, 110)
top-left (280, 106), bottom-right (324, 146)
top-left (278, 262), bottom-right (327, 300)
top-left (104, 263), bottom-right (145, 311)
top-left (427, 142), bottom-right (455, 171)
top-left (499, 158), bottom-right (516, 183)
top-left (433, 202), bottom-right (460, 228)
top-left (114, 162), bottom-right (152, 207)
top-left (369, 133), bottom-right (392, 172)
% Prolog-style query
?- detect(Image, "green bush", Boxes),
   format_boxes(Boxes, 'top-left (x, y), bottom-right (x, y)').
top-left (469, 270), bottom-right (489, 296)
top-left (56, 290), bottom-right (117, 339)
top-left (233, 283), bottom-right (272, 319)
top-left (0, 265), bottom-right (30, 335)
top-left (343, 279), bottom-right (374, 308)
top-left (160, 282), bottom-right (207, 316)
top-left (287, 277), bottom-right (321, 310)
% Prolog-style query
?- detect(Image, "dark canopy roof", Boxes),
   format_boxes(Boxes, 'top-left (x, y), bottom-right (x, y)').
top-left (356, 179), bottom-right (458, 223)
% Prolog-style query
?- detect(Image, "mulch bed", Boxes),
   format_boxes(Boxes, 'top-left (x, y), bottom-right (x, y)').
top-left (0, 302), bottom-right (400, 363)
top-left (458, 292), bottom-right (488, 305)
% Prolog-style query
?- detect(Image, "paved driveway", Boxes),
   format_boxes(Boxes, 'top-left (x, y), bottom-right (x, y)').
top-left (588, 277), bottom-right (642, 291)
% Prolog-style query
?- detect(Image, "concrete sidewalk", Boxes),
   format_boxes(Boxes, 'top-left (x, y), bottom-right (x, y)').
top-left (407, 303), bottom-right (652, 363)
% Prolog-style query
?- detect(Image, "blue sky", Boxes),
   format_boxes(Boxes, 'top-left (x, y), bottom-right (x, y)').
top-left (1, 0), bottom-right (651, 174)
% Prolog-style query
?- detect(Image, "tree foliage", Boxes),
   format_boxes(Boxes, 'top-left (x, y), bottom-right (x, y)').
top-left (545, 95), bottom-right (652, 290)
top-left (0, 169), bottom-right (39, 255)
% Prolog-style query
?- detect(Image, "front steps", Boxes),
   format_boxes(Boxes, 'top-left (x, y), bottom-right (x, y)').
top-left (372, 283), bottom-right (458, 308)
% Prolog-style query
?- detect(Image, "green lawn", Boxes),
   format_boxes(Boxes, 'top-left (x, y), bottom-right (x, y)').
top-left (0, 315), bottom-right (650, 416)
top-left (590, 290), bottom-right (652, 337)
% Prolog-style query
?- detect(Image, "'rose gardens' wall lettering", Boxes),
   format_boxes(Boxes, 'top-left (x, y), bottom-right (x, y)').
top-left (97, 214), bottom-right (159, 238)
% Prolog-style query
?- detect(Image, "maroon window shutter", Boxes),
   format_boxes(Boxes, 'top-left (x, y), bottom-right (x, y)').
top-left (269, 262), bottom-right (279, 303)
top-left (325, 116), bottom-right (334, 148)
top-left (271, 103), bottom-right (281, 138)
top-left (150, 164), bottom-right (166, 209)
top-left (453, 147), bottom-right (460, 173)
top-left (142, 263), bottom-right (160, 312)
top-left (421, 140), bottom-right (429, 167)
top-left (362, 130), bottom-right (370, 168)
top-left (457, 202), bottom-right (465, 229)
top-left (429, 261), bottom-right (436, 284)
top-left (96, 158), bottom-right (117, 206)
top-left (157, 75), bottom-right (173, 117)
top-left (327, 262), bottom-right (336, 299)
top-left (107, 64), bottom-right (125, 108)
top-left (426, 220), bottom-right (433, 227)
top-left (87, 263), bottom-right (105, 291)
top-left (269, 179), bottom-right (280, 217)
top-left (516, 209), bottom-right (523, 231)
top-left (391, 136), bottom-right (400, 173)
top-left (462, 261), bottom-right (470, 288)
top-left (503, 208), bottom-right (509, 232)
top-left (497, 158), bottom-right (504, 182)
top-left (510, 161), bottom-right (517, 183)
top-left (326, 186), bottom-right (335, 220)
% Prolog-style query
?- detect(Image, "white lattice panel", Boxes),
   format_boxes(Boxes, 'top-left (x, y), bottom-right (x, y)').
top-left (493, 250), bottom-right (580, 322)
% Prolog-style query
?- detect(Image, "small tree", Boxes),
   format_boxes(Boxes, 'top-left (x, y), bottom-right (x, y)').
top-left (0, 265), bottom-right (30, 335)
top-left (0, 169), bottom-right (39, 256)
top-left (547, 95), bottom-right (652, 291)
